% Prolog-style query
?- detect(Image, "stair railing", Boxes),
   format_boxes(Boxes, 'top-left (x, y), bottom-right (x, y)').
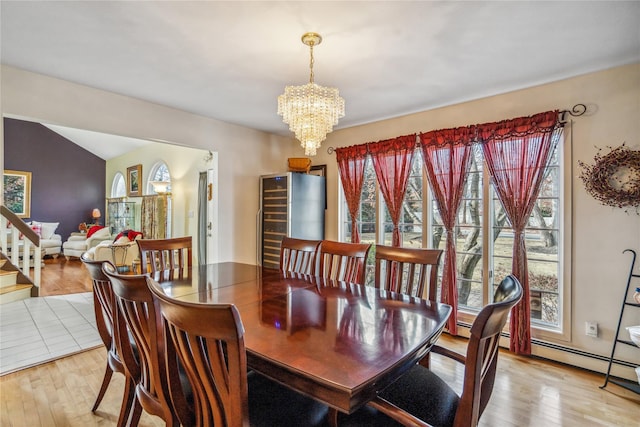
top-left (0, 205), bottom-right (41, 291)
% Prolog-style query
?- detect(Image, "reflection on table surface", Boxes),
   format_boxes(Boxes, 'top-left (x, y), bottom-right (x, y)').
top-left (149, 262), bottom-right (451, 413)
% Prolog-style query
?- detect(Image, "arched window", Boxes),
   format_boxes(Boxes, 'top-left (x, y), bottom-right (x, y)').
top-left (111, 172), bottom-right (126, 198)
top-left (147, 162), bottom-right (171, 194)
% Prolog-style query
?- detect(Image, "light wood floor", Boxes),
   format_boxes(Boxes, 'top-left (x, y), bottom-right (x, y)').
top-left (38, 256), bottom-right (93, 296)
top-left (1, 336), bottom-right (638, 426)
top-left (3, 258), bottom-right (639, 426)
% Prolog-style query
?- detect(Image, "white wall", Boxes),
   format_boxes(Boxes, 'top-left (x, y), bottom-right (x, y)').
top-left (302, 63), bottom-right (640, 365)
top-left (1, 65), bottom-right (297, 264)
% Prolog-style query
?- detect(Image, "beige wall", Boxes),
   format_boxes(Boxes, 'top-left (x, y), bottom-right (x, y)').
top-left (106, 143), bottom-right (211, 261)
top-left (2, 63), bottom-right (639, 368)
top-left (302, 63), bottom-right (640, 363)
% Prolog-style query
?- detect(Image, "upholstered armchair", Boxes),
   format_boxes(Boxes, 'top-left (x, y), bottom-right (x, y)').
top-left (87, 230), bottom-right (143, 271)
top-left (63, 226), bottom-right (113, 259)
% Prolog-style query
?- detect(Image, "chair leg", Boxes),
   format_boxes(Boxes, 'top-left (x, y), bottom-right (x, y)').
top-left (91, 363), bottom-right (114, 412)
top-left (127, 399), bottom-right (143, 427)
top-left (419, 352), bottom-right (432, 368)
top-left (328, 408), bottom-right (339, 427)
top-left (116, 377), bottom-right (136, 427)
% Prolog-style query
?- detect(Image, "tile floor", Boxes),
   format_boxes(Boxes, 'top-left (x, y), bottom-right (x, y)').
top-left (0, 292), bottom-right (101, 375)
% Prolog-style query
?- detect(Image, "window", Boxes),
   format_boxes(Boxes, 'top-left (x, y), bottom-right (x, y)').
top-left (147, 162), bottom-right (171, 195)
top-left (339, 140), bottom-right (566, 333)
top-left (381, 156), bottom-right (425, 248)
top-left (442, 146), bottom-right (484, 311)
top-left (491, 144), bottom-right (562, 328)
top-left (111, 172), bottom-right (126, 198)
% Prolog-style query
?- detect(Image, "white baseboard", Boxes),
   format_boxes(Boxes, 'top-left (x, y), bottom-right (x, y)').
top-left (453, 324), bottom-right (638, 383)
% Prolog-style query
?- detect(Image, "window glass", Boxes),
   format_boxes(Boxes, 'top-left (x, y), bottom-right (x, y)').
top-left (147, 162), bottom-right (171, 194)
top-left (491, 143), bottom-right (562, 327)
top-left (339, 139), bottom-right (564, 331)
top-left (111, 172), bottom-right (126, 198)
top-left (378, 155), bottom-right (424, 248)
top-left (455, 147), bottom-right (484, 311)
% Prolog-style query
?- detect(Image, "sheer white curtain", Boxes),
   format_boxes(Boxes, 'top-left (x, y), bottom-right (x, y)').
top-left (141, 195), bottom-right (169, 239)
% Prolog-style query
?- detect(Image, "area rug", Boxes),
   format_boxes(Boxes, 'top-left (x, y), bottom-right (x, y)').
top-left (0, 292), bottom-right (101, 376)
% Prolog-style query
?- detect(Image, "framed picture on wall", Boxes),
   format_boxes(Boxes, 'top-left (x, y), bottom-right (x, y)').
top-left (3, 170), bottom-right (32, 218)
top-left (127, 164), bottom-right (142, 197)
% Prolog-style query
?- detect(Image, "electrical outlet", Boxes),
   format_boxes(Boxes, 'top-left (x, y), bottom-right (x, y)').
top-left (586, 321), bottom-right (598, 337)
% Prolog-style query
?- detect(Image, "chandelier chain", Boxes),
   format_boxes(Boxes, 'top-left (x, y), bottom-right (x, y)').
top-left (309, 43), bottom-right (315, 84)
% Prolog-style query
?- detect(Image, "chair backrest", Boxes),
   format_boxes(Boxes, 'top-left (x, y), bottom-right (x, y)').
top-left (317, 240), bottom-right (372, 285)
top-left (455, 274), bottom-right (522, 427)
top-left (148, 278), bottom-right (249, 427)
top-left (279, 237), bottom-right (321, 275)
top-left (80, 253), bottom-right (117, 358)
top-left (102, 262), bottom-right (191, 426)
top-left (373, 245), bottom-right (443, 299)
top-left (137, 236), bottom-right (192, 275)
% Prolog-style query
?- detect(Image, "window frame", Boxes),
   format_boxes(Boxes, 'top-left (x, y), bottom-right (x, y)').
top-left (147, 161), bottom-right (172, 195)
top-left (111, 172), bottom-right (126, 198)
top-left (338, 141), bottom-right (572, 342)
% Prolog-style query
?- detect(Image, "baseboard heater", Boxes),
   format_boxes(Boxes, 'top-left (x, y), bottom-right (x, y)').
top-left (453, 322), bottom-right (638, 381)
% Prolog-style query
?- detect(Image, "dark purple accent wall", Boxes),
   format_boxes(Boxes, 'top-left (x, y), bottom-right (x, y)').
top-left (4, 118), bottom-right (106, 241)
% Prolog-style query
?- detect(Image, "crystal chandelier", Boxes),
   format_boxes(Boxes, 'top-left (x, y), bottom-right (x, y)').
top-left (278, 32), bottom-right (345, 156)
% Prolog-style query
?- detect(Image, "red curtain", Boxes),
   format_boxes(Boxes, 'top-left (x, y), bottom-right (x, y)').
top-left (478, 110), bottom-right (562, 354)
top-left (336, 145), bottom-right (369, 243)
top-left (420, 127), bottom-right (475, 335)
top-left (369, 135), bottom-right (417, 247)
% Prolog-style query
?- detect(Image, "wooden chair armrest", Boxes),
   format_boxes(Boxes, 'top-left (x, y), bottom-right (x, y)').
top-left (369, 396), bottom-right (433, 427)
top-left (430, 344), bottom-right (466, 365)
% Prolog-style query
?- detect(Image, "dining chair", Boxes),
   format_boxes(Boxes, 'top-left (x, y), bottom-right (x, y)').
top-left (147, 277), bottom-right (330, 427)
top-left (374, 245), bottom-right (443, 300)
top-left (137, 236), bottom-right (192, 275)
top-left (81, 253), bottom-right (137, 427)
top-left (340, 275), bottom-right (523, 427)
top-left (317, 240), bottom-right (372, 285)
top-left (102, 262), bottom-right (193, 427)
top-left (279, 236), bottom-right (321, 275)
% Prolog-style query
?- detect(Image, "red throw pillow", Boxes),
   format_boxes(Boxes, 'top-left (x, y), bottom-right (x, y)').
top-left (87, 225), bottom-right (105, 238)
top-left (127, 230), bottom-right (143, 241)
top-left (113, 229), bottom-right (143, 243)
top-left (31, 223), bottom-right (42, 237)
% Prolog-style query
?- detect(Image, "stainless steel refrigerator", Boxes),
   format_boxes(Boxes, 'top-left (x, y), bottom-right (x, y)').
top-left (258, 172), bottom-right (325, 269)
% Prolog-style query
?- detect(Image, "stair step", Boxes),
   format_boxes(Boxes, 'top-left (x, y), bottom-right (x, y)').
top-left (0, 270), bottom-right (19, 288)
top-left (0, 284), bottom-right (32, 304)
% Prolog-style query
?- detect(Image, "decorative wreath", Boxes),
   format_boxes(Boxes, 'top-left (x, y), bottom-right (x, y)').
top-left (578, 144), bottom-right (640, 212)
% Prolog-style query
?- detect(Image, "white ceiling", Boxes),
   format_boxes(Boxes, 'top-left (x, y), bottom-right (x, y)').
top-left (2, 1), bottom-right (640, 158)
top-left (41, 124), bottom-right (154, 160)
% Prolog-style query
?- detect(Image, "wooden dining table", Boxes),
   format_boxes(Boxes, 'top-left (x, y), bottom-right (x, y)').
top-left (148, 262), bottom-right (452, 418)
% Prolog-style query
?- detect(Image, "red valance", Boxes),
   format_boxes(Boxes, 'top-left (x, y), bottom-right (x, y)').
top-left (477, 111), bottom-right (560, 141)
top-left (335, 144), bottom-right (369, 162)
top-left (368, 134), bottom-right (417, 154)
top-left (420, 126), bottom-right (476, 147)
